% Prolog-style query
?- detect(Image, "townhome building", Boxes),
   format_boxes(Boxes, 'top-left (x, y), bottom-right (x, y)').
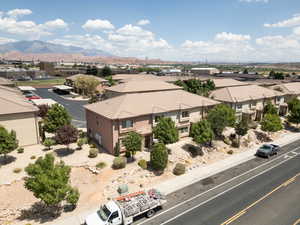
top-left (0, 85), bottom-right (39, 146)
top-left (271, 82), bottom-right (300, 101)
top-left (84, 90), bottom-right (219, 155)
top-left (209, 85), bottom-right (287, 121)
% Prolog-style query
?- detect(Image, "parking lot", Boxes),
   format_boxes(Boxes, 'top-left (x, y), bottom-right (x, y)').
top-left (35, 88), bottom-right (87, 128)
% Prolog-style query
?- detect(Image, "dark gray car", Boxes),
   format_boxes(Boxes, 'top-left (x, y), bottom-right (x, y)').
top-left (256, 144), bottom-right (280, 158)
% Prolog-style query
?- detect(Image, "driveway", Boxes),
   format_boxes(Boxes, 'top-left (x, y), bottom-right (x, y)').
top-left (35, 88), bottom-right (87, 128)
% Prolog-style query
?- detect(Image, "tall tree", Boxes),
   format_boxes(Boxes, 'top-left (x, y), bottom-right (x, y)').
top-left (207, 104), bottom-right (236, 137)
top-left (190, 120), bottom-right (214, 146)
top-left (55, 125), bottom-right (78, 150)
top-left (288, 97), bottom-right (300, 112)
top-left (43, 104), bottom-right (71, 133)
top-left (150, 143), bottom-right (168, 171)
top-left (288, 103), bottom-right (300, 125)
top-left (101, 66), bottom-right (112, 77)
top-left (0, 126), bottom-right (18, 160)
top-left (123, 132), bottom-right (142, 158)
top-left (74, 76), bottom-right (100, 96)
top-left (24, 154), bottom-right (79, 207)
top-left (153, 117), bottom-right (179, 144)
top-left (261, 113), bottom-right (283, 132)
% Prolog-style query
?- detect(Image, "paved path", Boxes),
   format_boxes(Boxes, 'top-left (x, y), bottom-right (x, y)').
top-left (35, 88), bottom-right (87, 128)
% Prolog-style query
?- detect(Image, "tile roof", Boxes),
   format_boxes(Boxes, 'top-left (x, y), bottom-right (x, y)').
top-left (212, 78), bottom-right (249, 88)
top-left (0, 86), bottom-right (38, 115)
top-left (272, 82), bottom-right (300, 95)
top-left (85, 90), bottom-right (219, 119)
top-left (105, 80), bottom-right (182, 93)
top-left (0, 77), bottom-right (14, 86)
top-left (209, 85), bottom-right (284, 103)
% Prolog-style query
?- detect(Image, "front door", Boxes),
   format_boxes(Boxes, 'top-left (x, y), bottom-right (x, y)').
top-left (144, 135), bottom-right (151, 148)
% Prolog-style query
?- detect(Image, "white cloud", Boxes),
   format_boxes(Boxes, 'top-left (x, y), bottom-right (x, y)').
top-left (137, 19), bottom-right (150, 26)
top-left (82, 19), bottom-right (114, 30)
top-left (116, 24), bottom-right (153, 37)
top-left (43, 19), bottom-right (68, 30)
top-left (256, 35), bottom-right (300, 48)
top-left (215, 32), bottom-right (251, 41)
top-left (264, 15), bottom-right (300, 28)
top-left (239, 0), bottom-right (269, 3)
top-left (7, 9), bottom-right (32, 18)
top-left (0, 37), bottom-right (16, 44)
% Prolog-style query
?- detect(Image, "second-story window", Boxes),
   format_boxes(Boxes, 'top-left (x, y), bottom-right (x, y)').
top-left (181, 111), bottom-right (189, 118)
top-left (121, 120), bottom-right (133, 129)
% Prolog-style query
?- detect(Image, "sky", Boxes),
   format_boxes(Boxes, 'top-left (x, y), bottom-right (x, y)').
top-left (1, 0), bottom-right (300, 62)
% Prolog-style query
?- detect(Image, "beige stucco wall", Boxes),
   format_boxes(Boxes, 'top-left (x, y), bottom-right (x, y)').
top-left (0, 112), bottom-right (39, 146)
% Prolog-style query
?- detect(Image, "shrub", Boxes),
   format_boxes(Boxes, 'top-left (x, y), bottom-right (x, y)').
top-left (89, 143), bottom-right (96, 148)
top-left (13, 168), bottom-right (22, 173)
top-left (43, 138), bottom-right (56, 150)
top-left (227, 150), bottom-right (234, 155)
top-left (261, 113), bottom-right (283, 132)
top-left (78, 130), bottom-right (87, 138)
top-left (173, 163), bottom-right (186, 176)
top-left (153, 117), bottom-right (179, 144)
top-left (138, 159), bottom-right (147, 170)
top-left (96, 162), bottom-right (107, 169)
top-left (30, 155), bottom-right (36, 160)
top-left (88, 148), bottom-right (98, 158)
top-left (150, 143), bottom-right (168, 171)
top-left (17, 147), bottom-right (24, 153)
top-left (77, 138), bottom-right (86, 150)
top-left (66, 187), bottom-right (80, 207)
top-left (113, 157), bottom-right (126, 169)
top-left (187, 145), bottom-right (201, 157)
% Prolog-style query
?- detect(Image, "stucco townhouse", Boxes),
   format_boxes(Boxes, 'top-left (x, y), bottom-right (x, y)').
top-left (210, 84), bottom-right (287, 121)
top-left (271, 82), bottom-right (300, 101)
top-left (0, 85), bottom-right (40, 146)
top-left (85, 89), bottom-right (219, 155)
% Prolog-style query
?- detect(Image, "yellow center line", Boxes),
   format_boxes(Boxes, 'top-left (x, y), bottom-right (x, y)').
top-left (221, 172), bottom-right (300, 225)
top-left (293, 218), bottom-right (300, 225)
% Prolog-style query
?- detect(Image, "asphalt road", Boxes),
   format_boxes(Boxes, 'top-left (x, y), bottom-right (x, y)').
top-left (138, 141), bottom-right (300, 225)
top-left (35, 88), bottom-right (87, 128)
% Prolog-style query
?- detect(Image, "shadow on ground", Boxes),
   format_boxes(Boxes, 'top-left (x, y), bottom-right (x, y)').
top-left (54, 148), bottom-right (75, 157)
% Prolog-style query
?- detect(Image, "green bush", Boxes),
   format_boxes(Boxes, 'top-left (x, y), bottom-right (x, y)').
top-left (30, 155), bottom-right (36, 160)
top-left (113, 157), bottom-right (126, 169)
top-left (261, 113), bottom-right (283, 132)
top-left (77, 138), bottom-right (86, 149)
top-left (173, 163), bottom-right (186, 176)
top-left (17, 148), bottom-right (24, 153)
top-left (43, 138), bottom-right (56, 150)
top-left (96, 162), bottom-right (107, 169)
top-left (138, 159), bottom-right (147, 170)
top-left (150, 143), bottom-right (168, 171)
top-left (13, 168), bottom-right (22, 173)
top-left (66, 187), bottom-right (80, 207)
top-left (88, 148), bottom-right (98, 158)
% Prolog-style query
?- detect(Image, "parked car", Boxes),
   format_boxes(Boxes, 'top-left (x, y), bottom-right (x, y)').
top-left (256, 144), bottom-right (280, 158)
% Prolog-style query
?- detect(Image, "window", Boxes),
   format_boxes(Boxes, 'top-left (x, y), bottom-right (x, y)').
top-left (179, 127), bottom-right (188, 134)
top-left (236, 104), bottom-right (242, 109)
top-left (276, 97), bottom-right (282, 103)
top-left (110, 211), bottom-right (119, 220)
top-left (121, 120), bottom-right (133, 129)
top-left (181, 111), bottom-right (189, 118)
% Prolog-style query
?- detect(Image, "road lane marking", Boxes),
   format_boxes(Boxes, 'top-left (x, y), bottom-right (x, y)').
top-left (221, 173), bottom-right (300, 225)
top-left (137, 146), bottom-right (300, 225)
top-left (293, 218), bottom-right (300, 225)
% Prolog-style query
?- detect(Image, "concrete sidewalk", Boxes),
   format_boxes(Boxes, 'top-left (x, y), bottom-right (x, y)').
top-left (50, 132), bottom-right (300, 225)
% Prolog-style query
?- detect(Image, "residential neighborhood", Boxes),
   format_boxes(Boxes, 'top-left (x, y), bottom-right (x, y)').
top-left (1, 1), bottom-right (300, 225)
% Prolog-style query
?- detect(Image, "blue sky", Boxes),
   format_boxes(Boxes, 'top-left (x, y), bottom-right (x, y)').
top-left (1, 0), bottom-right (300, 62)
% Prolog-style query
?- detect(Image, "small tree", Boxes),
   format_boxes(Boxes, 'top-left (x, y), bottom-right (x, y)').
top-left (150, 143), bottom-right (168, 171)
top-left (190, 120), bottom-right (214, 146)
top-left (288, 103), bottom-right (300, 126)
top-left (261, 113), bottom-right (283, 132)
top-left (43, 104), bottom-right (71, 133)
top-left (77, 138), bottom-right (85, 150)
top-left (288, 97), bottom-right (300, 112)
top-left (24, 154), bottom-right (79, 208)
top-left (235, 119), bottom-right (249, 145)
top-left (43, 138), bottom-right (56, 150)
top-left (0, 127), bottom-right (18, 160)
top-left (207, 104), bottom-right (236, 137)
top-left (38, 104), bottom-right (50, 118)
top-left (263, 101), bottom-right (277, 115)
top-left (153, 117), bottom-right (179, 144)
top-left (106, 75), bottom-right (116, 86)
top-left (55, 125), bottom-right (78, 150)
top-left (123, 132), bottom-right (142, 159)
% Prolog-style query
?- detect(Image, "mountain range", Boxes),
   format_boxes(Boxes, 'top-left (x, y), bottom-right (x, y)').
top-left (0, 40), bottom-right (113, 57)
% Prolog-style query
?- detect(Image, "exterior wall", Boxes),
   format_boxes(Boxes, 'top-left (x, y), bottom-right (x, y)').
top-left (0, 112), bottom-right (39, 146)
top-left (86, 110), bottom-right (115, 154)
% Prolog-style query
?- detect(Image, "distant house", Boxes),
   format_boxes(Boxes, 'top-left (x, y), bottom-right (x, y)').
top-left (190, 68), bottom-right (220, 75)
top-left (0, 86), bottom-right (39, 146)
top-left (105, 80), bottom-right (183, 98)
top-left (210, 85), bottom-right (287, 121)
top-left (271, 82), bottom-right (300, 101)
top-left (85, 90), bottom-right (219, 154)
top-left (112, 74), bottom-right (160, 83)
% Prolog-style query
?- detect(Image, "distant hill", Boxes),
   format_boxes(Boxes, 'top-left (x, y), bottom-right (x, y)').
top-left (0, 40), bottom-right (113, 57)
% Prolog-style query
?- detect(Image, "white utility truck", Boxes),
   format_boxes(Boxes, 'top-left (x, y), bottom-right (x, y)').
top-left (84, 189), bottom-right (166, 225)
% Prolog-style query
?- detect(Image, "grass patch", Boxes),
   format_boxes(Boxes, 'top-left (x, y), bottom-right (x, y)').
top-left (16, 78), bottom-right (65, 86)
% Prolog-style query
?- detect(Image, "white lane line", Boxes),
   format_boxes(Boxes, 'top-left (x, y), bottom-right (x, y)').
top-left (137, 146), bottom-right (300, 225)
top-left (159, 155), bottom-right (297, 225)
